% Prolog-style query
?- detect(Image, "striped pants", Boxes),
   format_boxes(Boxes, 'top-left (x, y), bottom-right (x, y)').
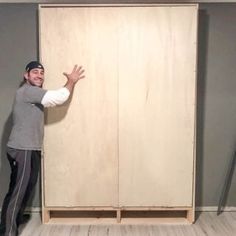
top-left (0, 148), bottom-right (41, 236)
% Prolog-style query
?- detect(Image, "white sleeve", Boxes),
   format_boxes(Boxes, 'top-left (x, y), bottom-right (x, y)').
top-left (41, 87), bottom-right (70, 107)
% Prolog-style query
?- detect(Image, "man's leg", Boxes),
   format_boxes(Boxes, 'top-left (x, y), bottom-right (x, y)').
top-left (0, 154), bottom-right (18, 234)
top-left (4, 150), bottom-right (32, 236)
top-left (16, 151), bottom-right (41, 225)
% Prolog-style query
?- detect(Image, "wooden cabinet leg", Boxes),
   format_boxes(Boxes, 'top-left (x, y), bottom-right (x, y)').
top-left (42, 208), bottom-right (50, 223)
top-left (187, 209), bottom-right (195, 223)
top-left (117, 210), bottom-right (121, 223)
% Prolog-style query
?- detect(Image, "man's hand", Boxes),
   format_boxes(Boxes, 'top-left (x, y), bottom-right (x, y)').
top-left (63, 65), bottom-right (85, 84)
top-left (63, 65), bottom-right (85, 93)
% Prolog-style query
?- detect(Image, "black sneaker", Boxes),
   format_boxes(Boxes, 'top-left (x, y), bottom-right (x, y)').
top-left (0, 223), bottom-right (6, 234)
top-left (17, 214), bottom-right (31, 226)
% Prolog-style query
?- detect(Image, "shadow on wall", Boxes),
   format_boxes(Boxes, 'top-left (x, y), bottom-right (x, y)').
top-left (196, 9), bottom-right (209, 213)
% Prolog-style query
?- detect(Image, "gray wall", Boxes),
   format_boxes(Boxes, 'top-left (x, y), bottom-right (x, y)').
top-left (0, 4), bottom-right (39, 207)
top-left (197, 3), bottom-right (236, 206)
top-left (0, 3), bottom-right (235, 209)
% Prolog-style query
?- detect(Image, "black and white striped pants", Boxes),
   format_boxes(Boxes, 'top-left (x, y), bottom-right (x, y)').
top-left (0, 148), bottom-right (41, 236)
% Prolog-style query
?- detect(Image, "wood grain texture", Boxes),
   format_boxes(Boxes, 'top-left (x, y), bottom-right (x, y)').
top-left (40, 5), bottom-right (197, 209)
top-left (40, 7), bottom-right (119, 207)
top-left (118, 6), bottom-right (198, 207)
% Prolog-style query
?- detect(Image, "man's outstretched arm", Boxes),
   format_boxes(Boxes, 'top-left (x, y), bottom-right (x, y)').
top-left (41, 65), bottom-right (85, 107)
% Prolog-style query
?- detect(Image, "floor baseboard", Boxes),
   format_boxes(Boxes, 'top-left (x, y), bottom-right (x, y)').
top-left (1, 206), bottom-right (236, 213)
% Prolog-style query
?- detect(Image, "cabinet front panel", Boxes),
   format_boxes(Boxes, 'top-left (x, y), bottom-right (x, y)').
top-left (40, 5), bottom-right (197, 208)
top-left (40, 7), bottom-right (119, 206)
top-left (118, 6), bottom-right (197, 206)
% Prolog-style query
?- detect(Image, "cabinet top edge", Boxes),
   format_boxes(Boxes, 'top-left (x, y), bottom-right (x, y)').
top-left (39, 3), bottom-right (199, 9)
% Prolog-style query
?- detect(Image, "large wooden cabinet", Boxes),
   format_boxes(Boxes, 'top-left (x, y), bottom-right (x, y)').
top-left (39, 4), bottom-right (198, 223)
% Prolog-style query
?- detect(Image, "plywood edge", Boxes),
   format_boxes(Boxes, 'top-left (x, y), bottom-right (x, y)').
top-left (44, 206), bottom-right (192, 211)
top-left (38, 3), bottom-right (199, 9)
top-left (41, 151), bottom-right (49, 224)
top-left (38, 4), bottom-right (42, 63)
top-left (46, 217), bottom-right (190, 225)
top-left (44, 207), bottom-right (118, 211)
top-left (191, 3), bottom-right (199, 224)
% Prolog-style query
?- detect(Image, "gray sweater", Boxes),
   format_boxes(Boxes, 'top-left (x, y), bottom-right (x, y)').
top-left (7, 83), bottom-right (47, 150)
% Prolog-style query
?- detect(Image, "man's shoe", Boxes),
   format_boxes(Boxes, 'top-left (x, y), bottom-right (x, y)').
top-left (17, 214), bottom-right (31, 226)
top-left (0, 224), bottom-right (6, 234)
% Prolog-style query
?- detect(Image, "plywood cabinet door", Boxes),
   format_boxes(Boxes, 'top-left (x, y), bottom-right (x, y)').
top-left (40, 8), bottom-right (119, 207)
top-left (118, 6), bottom-right (197, 207)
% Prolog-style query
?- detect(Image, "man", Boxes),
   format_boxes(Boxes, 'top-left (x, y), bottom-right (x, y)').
top-left (0, 61), bottom-right (85, 236)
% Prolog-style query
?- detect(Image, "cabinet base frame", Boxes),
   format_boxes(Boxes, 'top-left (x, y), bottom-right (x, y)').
top-left (42, 207), bottom-right (195, 224)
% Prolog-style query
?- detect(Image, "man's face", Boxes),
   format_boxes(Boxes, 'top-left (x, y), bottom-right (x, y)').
top-left (24, 68), bottom-right (44, 87)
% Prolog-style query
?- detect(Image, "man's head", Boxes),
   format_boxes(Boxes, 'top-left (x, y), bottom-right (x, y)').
top-left (24, 61), bottom-right (45, 87)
